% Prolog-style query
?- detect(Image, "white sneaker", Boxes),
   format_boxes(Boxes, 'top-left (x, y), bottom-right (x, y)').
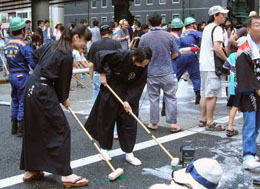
top-left (125, 153), bottom-right (142, 166)
top-left (243, 158), bottom-right (260, 170)
top-left (99, 149), bottom-right (111, 161)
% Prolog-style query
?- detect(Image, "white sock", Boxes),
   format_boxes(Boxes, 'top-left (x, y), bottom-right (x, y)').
top-left (125, 152), bottom-right (141, 166)
top-left (100, 148), bottom-right (111, 160)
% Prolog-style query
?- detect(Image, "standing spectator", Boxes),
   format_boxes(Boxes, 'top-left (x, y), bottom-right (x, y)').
top-left (87, 22), bottom-right (122, 140)
top-left (198, 5), bottom-right (228, 130)
top-left (53, 23), bottom-right (62, 41)
top-left (229, 11), bottom-right (257, 55)
top-left (5, 17), bottom-right (36, 137)
top-left (0, 22), bottom-right (6, 71)
top-left (80, 19), bottom-right (90, 29)
top-left (198, 21), bottom-right (206, 32)
top-left (141, 24), bottom-right (149, 34)
top-left (117, 20), bottom-right (130, 50)
top-left (43, 20), bottom-right (53, 44)
top-left (35, 20), bottom-right (44, 45)
top-left (224, 24), bottom-right (233, 48)
top-left (139, 12), bottom-right (181, 133)
top-left (236, 16), bottom-right (260, 170)
top-left (72, 49), bottom-right (87, 88)
top-left (90, 20), bottom-right (101, 43)
top-left (129, 20), bottom-right (143, 49)
top-left (25, 20), bottom-right (31, 32)
top-left (87, 22), bottom-right (121, 100)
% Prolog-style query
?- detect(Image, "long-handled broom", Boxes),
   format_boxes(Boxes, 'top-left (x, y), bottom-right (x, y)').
top-left (105, 84), bottom-right (180, 169)
top-left (68, 107), bottom-right (124, 181)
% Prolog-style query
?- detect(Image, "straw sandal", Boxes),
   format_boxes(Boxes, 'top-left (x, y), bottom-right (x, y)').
top-left (63, 177), bottom-right (89, 188)
top-left (23, 172), bottom-right (44, 182)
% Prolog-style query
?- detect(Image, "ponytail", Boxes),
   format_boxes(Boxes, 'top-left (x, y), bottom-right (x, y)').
top-left (52, 24), bottom-right (92, 54)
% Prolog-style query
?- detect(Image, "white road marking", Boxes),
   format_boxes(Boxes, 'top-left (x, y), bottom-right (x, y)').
top-left (0, 101), bottom-right (11, 106)
top-left (0, 130), bottom-right (196, 188)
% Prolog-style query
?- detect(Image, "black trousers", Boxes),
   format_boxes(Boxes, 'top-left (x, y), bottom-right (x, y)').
top-left (85, 80), bottom-right (138, 153)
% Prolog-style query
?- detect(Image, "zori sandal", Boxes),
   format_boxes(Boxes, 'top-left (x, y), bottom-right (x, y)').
top-left (63, 177), bottom-right (89, 188)
top-left (23, 172), bottom-right (45, 182)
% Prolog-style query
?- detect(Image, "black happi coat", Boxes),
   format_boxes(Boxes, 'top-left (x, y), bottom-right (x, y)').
top-left (20, 43), bottom-right (73, 175)
top-left (85, 50), bottom-right (147, 153)
top-left (236, 41), bottom-right (260, 112)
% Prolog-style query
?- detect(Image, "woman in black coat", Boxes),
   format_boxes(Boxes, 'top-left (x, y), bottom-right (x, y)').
top-left (20, 24), bottom-right (92, 188)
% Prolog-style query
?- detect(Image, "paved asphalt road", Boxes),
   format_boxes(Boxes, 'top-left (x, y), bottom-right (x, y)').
top-left (1, 77), bottom-right (260, 188)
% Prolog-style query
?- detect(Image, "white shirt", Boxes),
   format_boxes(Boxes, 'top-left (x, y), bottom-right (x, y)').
top-left (199, 23), bottom-right (224, 71)
top-left (53, 29), bottom-right (61, 41)
top-left (72, 49), bottom-right (81, 62)
top-left (72, 49), bottom-right (87, 65)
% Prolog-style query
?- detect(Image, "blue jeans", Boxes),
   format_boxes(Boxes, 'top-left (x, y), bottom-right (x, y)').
top-left (243, 111), bottom-right (260, 160)
top-left (0, 48), bottom-right (5, 69)
top-left (93, 72), bottom-right (101, 101)
top-left (9, 73), bottom-right (29, 121)
top-left (93, 71), bottom-right (117, 135)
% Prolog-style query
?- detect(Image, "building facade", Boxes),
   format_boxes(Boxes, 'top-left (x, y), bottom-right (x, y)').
top-left (64, 0), bottom-right (228, 26)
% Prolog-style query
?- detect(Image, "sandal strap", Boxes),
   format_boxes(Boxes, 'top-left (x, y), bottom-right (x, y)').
top-left (72, 177), bottom-right (83, 184)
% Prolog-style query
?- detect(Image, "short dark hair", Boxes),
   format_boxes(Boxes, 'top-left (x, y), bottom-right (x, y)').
top-left (246, 16), bottom-right (260, 28)
top-left (135, 20), bottom-right (141, 28)
top-left (52, 24), bottom-right (92, 54)
top-left (132, 46), bottom-right (152, 63)
top-left (60, 25), bottom-right (65, 33)
top-left (44, 20), bottom-right (49, 24)
top-left (100, 22), bottom-right (113, 36)
top-left (12, 27), bottom-right (26, 36)
top-left (80, 19), bottom-right (87, 24)
top-left (37, 20), bottom-right (43, 26)
top-left (93, 20), bottom-right (99, 27)
top-left (148, 12), bottom-right (162, 27)
top-left (225, 24), bottom-right (233, 31)
top-left (141, 24), bottom-right (149, 31)
top-left (25, 20), bottom-right (31, 24)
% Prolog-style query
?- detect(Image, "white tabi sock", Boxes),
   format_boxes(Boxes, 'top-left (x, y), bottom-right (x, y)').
top-left (100, 148), bottom-right (111, 161)
top-left (125, 152), bottom-right (142, 166)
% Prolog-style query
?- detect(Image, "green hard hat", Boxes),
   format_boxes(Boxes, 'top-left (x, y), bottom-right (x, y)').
top-left (10, 17), bottom-right (26, 31)
top-left (171, 18), bottom-right (184, 29)
top-left (184, 17), bottom-right (196, 26)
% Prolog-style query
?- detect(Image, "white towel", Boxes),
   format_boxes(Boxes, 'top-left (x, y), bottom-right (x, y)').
top-left (247, 34), bottom-right (260, 60)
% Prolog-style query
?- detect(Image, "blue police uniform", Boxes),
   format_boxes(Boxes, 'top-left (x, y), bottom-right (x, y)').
top-left (4, 36), bottom-right (35, 121)
top-left (170, 31), bottom-right (181, 74)
top-left (171, 31), bottom-right (197, 85)
top-left (178, 29), bottom-right (202, 92)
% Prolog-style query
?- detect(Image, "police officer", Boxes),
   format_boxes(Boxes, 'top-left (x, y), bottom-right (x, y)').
top-left (180, 17), bottom-right (202, 104)
top-left (4, 17), bottom-right (35, 137)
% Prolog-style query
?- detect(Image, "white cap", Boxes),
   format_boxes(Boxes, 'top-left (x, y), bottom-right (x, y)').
top-left (208, 5), bottom-right (229, 16)
top-left (249, 11), bottom-right (258, 17)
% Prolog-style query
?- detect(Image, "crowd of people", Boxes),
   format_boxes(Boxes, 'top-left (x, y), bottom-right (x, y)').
top-left (1, 4), bottom-right (260, 188)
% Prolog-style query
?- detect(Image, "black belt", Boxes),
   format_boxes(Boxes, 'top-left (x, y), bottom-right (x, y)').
top-left (10, 71), bottom-right (29, 74)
